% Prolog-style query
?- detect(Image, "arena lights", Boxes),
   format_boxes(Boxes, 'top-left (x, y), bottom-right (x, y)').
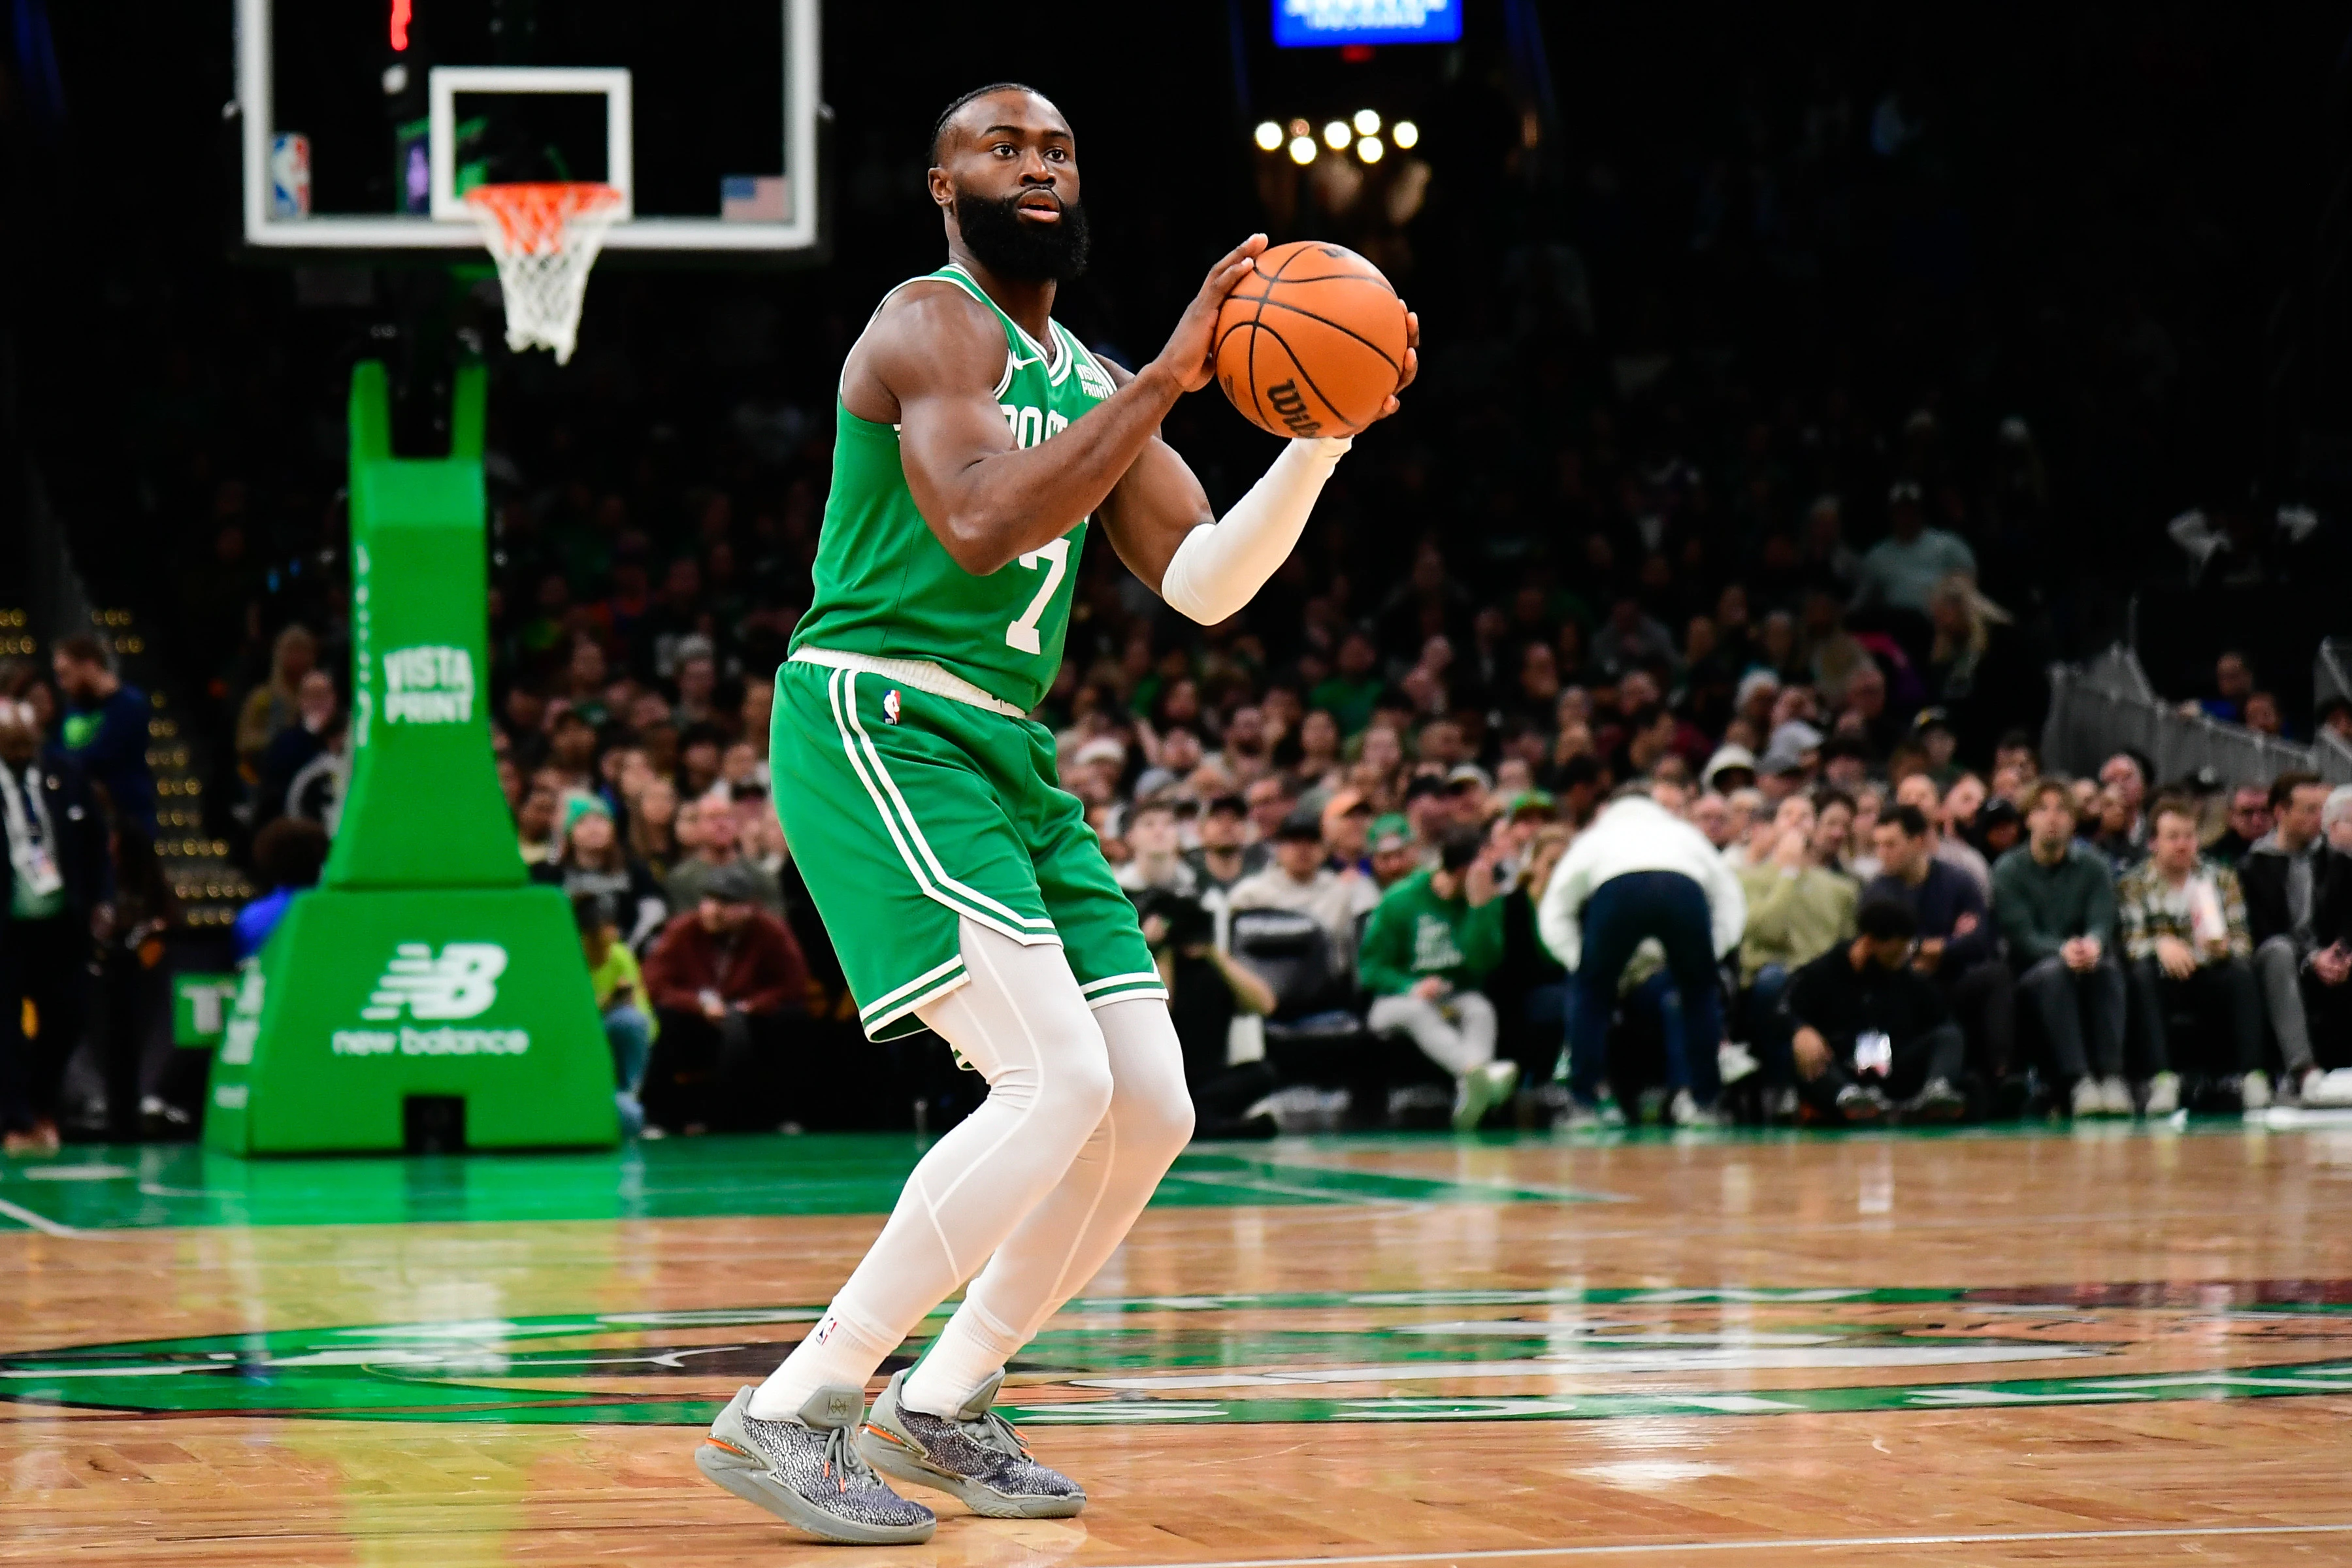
top-left (1254, 113), bottom-right (1423, 165)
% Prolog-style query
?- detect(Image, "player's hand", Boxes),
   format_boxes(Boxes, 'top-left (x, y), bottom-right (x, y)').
top-left (1374, 308), bottom-right (1420, 421)
top-left (1151, 234), bottom-right (1267, 393)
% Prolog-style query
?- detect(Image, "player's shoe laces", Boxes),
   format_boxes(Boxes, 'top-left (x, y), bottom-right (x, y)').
top-left (696, 1384), bottom-right (936, 1545)
top-left (858, 1369), bottom-right (1086, 1518)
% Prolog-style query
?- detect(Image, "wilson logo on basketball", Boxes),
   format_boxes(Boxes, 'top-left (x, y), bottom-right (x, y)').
top-left (1266, 380), bottom-right (1321, 436)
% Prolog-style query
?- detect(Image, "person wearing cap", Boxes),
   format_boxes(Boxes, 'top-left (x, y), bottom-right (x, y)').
top-left (1228, 805), bottom-right (1380, 975)
top-left (1401, 773), bottom-right (1453, 858)
top-left (1321, 789), bottom-right (1375, 874)
top-left (664, 795), bottom-right (785, 921)
top-left (1756, 721), bottom-right (1821, 806)
top-left (1184, 793), bottom-right (1267, 897)
top-left (1538, 786), bottom-right (1747, 1124)
top-left (1367, 813), bottom-right (1424, 890)
top-left (641, 859), bottom-right (811, 1132)
top-left (1359, 826), bottom-right (1518, 1130)
top-left (535, 793), bottom-right (668, 951)
top-left (1851, 480), bottom-right (1977, 616)
top-left (1782, 896), bottom-right (1968, 1123)
top-left (1703, 743), bottom-right (1757, 795)
top-left (1443, 763), bottom-right (1495, 831)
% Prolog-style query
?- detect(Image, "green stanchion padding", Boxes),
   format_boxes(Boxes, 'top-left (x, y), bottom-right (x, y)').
top-left (205, 363), bottom-right (616, 1155)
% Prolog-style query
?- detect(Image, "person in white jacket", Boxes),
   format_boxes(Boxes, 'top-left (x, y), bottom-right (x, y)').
top-left (1537, 789), bottom-right (1747, 1117)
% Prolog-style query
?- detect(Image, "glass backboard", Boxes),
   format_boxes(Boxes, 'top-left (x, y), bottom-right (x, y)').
top-left (236, 0), bottom-right (820, 255)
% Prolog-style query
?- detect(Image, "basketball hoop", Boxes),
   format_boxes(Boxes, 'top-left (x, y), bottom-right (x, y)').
top-left (462, 182), bottom-right (625, 366)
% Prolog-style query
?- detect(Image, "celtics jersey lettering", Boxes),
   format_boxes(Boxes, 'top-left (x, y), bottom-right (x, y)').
top-left (791, 264), bottom-right (1120, 713)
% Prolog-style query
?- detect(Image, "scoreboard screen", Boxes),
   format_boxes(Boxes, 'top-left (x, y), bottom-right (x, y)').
top-left (1272, 0), bottom-right (1462, 48)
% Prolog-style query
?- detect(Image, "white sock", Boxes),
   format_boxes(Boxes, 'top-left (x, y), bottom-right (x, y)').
top-left (749, 1302), bottom-right (894, 1420)
top-left (904, 998), bottom-right (1193, 1416)
top-left (901, 1295), bottom-right (1025, 1417)
top-left (744, 917), bottom-right (1112, 1421)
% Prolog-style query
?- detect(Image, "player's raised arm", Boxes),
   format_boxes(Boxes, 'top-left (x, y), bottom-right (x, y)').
top-left (849, 237), bottom-right (1265, 578)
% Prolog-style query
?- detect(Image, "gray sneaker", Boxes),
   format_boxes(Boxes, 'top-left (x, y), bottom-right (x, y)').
top-left (696, 1384), bottom-right (936, 1545)
top-left (1903, 1077), bottom-right (1967, 1121)
top-left (858, 1369), bottom-right (1086, 1519)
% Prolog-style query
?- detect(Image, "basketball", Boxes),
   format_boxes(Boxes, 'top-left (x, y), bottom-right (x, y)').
top-left (1215, 240), bottom-right (1409, 439)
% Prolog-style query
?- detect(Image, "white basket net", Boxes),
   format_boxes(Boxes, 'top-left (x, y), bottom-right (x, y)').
top-left (462, 182), bottom-right (625, 366)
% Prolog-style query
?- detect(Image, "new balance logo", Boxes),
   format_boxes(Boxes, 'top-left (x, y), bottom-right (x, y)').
top-left (362, 942), bottom-right (508, 1021)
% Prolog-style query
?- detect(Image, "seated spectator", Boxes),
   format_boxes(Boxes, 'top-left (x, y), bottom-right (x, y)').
top-left (2197, 649), bottom-right (2255, 726)
top-left (1539, 789), bottom-right (1746, 1126)
top-left (1994, 779), bottom-right (2127, 1118)
top-left (1137, 889), bottom-right (1275, 1139)
top-left (666, 796), bottom-right (783, 919)
top-left (1735, 793), bottom-right (1859, 1111)
top-left (640, 862), bottom-right (809, 1132)
top-left (628, 776), bottom-right (682, 879)
top-left (1186, 793), bottom-right (1265, 900)
top-left (1891, 772), bottom-right (1991, 898)
top-left (252, 670), bottom-right (339, 832)
top-left (1867, 802), bottom-right (2015, 1099)
top-left (1117, 798), bottom-right (1200, 897)
top-left (517, 779), bottom-right (562, 866)
top-left (575, 892), bottom-right (656, 1136)
top-left (534, 796), bottom-right (667, 950)
top-left (2097, 750), bottom-right (2151, 853)
top-left (1784, 896), bottom-right (1968, 1122)
top-left (1974, 796), bottom-right (2024, 862)
top-left (1360, 828), bottom-right (1518, 1130)
top-left (235, 624), bottom-right (318, 778)
top-left (2240, 772), bottom-right (2331, 1100)
top-left (2244, 691), bottom-right (2285, 738)
top-left (233, 815), bottom-right (330, 961)
top-left (2210, 783), bottom-right (2272, 865)
top-left (2117, 797), bottom-right (2264, 1114)
top-left (1231, 807), bottom-right (1379, 970)
top-left (1367, 813), bottom-right (1423, 890)
top-left (2304, 787), bottom-right (2352, 1074)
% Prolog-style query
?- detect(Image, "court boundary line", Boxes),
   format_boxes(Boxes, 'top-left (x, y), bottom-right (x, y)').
top-left (0, 1197), bottom-right (99, 1240)
top-left (1107, 1520), bottom-right (2352, 1567)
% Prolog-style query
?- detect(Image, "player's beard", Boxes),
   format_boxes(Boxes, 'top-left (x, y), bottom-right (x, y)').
top-left (953, 187), bottom-right (1090, 284)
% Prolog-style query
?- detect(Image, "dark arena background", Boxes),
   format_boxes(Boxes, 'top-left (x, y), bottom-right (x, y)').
top-left (5, 3), bottom-right (2352, 1563)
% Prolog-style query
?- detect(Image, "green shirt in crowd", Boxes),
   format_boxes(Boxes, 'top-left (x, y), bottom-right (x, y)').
top-left (1358, 868), bottom-right (1505, 998)
top-left (1991, 841), bottom-right (2117, 966)
top-left (1734, 861), bottom-right (1857, 986)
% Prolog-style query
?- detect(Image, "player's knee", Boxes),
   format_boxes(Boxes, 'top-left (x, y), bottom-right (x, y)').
top-left (1120, 1086), bottom-right (1193, 1167)
top-left (1051, 1049), bottom-right (1116, 1132)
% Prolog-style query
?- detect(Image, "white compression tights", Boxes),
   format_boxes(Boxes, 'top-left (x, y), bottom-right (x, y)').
top-left (749, 917), bottom-right (1191, 1420)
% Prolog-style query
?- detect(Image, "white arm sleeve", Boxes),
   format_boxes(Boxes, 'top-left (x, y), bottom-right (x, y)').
top-left (1157, 436), bottom-right (1350, 625)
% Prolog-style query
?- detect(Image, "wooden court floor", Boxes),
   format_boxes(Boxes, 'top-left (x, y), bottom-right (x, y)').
top-left (4, 1120), bottom-right (2351, 1565)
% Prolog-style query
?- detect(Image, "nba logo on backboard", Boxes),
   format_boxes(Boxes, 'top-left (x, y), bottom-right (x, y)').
top-left (269, 133), bottom-right (311, 220)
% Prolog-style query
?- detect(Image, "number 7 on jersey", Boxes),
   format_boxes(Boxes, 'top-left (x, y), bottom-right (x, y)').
top-left (1004, 536), bottom-right (1071, 655)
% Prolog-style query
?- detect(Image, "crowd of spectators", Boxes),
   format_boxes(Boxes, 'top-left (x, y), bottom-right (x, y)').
top-left (8, 8), bottom-right (2350, 1147)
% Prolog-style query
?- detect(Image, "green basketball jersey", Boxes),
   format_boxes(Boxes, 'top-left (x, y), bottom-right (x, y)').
top-left (790, 263), bottom-right (1120, 713)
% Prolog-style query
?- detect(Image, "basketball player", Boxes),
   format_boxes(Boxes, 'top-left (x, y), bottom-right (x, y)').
top-left (693, 84), bottom-right (1414, 1544)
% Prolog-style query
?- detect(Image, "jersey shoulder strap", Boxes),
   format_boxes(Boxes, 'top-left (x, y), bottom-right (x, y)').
top-left (844, 265), bottom-right (1066, 404)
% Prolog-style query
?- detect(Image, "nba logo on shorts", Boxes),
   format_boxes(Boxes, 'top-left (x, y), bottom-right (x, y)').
top-left (882, 689), bottom-right (902, 725)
